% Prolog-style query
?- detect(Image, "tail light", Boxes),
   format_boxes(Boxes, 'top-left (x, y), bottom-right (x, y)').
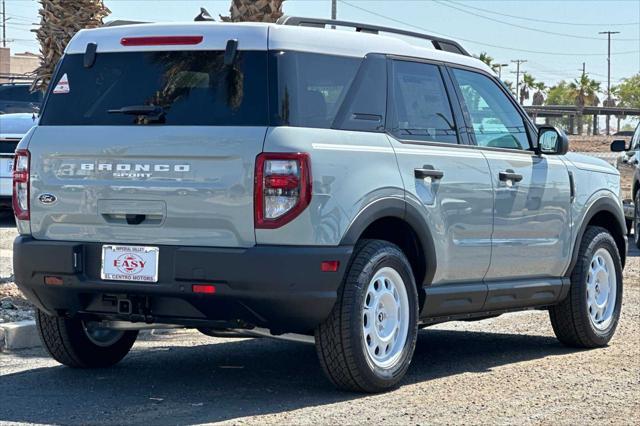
top-left (255, 153), bottom-right (311, 229)
top-left (12, 149), bottom-right (30, 220)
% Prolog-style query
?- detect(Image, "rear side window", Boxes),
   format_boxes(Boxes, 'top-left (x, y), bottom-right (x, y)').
top-left (452, 68), bottom-right (530, 150)
top-left (271, 51), bottom-right (361, 129)
top-left (388, 60), bottom-right (458, 144)
top-left (39, 51), bottom-right (269, 126)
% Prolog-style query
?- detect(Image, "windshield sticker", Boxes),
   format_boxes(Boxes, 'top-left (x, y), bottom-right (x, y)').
top-left (53, 74), bottom-right (70, 94)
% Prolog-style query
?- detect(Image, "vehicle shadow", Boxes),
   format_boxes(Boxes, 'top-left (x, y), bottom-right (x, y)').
top-left (0, 328), bottom-right (579, 425)
top-left (0, 212), bottom-right (15, 229)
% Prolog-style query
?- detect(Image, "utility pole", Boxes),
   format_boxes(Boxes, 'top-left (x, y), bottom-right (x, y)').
top-left (331, 0), bottom-right (337, 20)
top-left (599, 30), bottom-right (620, 135)
top-left (579, 62), bottom-right (586, 76)
top-left (1, 0), bottom-right (6, 48)
top-left (495, 63), bottom-right (509, 80)
top-left (510, 59), bottom-right (527, 104)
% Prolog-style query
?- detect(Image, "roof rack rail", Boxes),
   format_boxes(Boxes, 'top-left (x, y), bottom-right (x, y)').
top-left (277, 16), bottom-right (470, 57)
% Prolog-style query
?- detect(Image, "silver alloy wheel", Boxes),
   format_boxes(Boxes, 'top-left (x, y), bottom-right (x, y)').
top-left (362, 267), bottom-right (410, 369)
top-left (586, 248), bottom-right (617, 330)
top-left (82, 322), bottom-right (125, 347)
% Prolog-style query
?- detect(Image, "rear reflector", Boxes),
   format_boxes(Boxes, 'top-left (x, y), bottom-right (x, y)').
top-left (44, 276), bottom-right (63, 286)
top-left (321, 261), bottom-right (340, 272)
top-left (192, 284), bottom-right (216, 294)
top-left (121, 36), bottom-right (204, 46)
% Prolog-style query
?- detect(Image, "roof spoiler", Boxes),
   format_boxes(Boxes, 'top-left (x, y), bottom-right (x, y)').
top-left (277, 16), bottom-right (470, 57)
top-left (103, 20), bottom-right (150, 27)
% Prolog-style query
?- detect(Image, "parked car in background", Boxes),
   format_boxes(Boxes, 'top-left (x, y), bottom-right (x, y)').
top-left (0, 83), bottom-right (43, 115)
top-left (0, 113), bottom-right (39, 212)
top-left (611, 123), bottom-right (640, 248)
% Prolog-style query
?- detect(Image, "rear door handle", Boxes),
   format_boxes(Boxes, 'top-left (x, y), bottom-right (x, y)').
top-left (415, 168), bottom-right (444, 180)
top-left (499, 170), bottom-right (523, 183)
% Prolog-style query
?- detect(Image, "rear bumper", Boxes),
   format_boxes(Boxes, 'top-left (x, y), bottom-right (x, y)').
top-left (13, 236), bottom-right (352, 334)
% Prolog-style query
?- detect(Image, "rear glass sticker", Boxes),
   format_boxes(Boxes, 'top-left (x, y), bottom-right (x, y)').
top-left (53, 73), bottom-right (70, 94)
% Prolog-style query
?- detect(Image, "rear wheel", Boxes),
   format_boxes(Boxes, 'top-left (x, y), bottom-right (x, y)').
top-left (315, 240), bottom-right (418, 393)
top-left (549, 226), bottom-right (623, 348)
top-left (36, 309), bottom-right (138, 368)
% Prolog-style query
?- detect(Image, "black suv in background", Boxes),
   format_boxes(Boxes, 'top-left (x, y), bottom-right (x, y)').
top-left (0, 83), bottom-right (43, 114)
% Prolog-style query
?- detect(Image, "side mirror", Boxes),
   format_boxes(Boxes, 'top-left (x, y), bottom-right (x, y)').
top-left (538, 126), bottom-right (569, 155)
top-left (610, 139), bottom-right (628, 152)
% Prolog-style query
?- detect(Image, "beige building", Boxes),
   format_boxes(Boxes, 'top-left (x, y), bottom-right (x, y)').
top-left (0, 48), bottom-right (41, 83)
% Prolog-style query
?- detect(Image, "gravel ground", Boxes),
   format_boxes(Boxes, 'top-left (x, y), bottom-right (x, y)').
top-left (1, 209), bottom-right (639, 424)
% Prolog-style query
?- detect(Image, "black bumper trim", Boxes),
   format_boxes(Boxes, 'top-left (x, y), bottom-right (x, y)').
top-left (13, 236), bottom-right (353, 334)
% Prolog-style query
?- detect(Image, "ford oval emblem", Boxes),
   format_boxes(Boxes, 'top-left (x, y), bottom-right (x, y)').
top-left (38, 193), bottom-right (57, 205)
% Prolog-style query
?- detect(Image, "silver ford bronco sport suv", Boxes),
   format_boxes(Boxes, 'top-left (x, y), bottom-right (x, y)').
top-left (13, 17), bottom-right (627, 393)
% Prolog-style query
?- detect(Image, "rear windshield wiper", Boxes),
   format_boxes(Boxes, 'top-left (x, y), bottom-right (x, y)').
top-left (108, 105), bottom-right (165, 124)
top-left (108, 105), bottom-right (163, 115)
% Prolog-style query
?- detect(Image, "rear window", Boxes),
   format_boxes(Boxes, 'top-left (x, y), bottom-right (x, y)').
top-left (39, 51), bottom-right (269, 126)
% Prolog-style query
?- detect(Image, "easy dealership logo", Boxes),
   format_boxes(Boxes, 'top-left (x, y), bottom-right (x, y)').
top-left (57, 161), bottom-right (191, 179)
top-left (114, 253), bottom-right (146, 275)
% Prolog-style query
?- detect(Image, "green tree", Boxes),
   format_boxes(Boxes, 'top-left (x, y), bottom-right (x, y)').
top-left (569, 73), bottom-right (601, 135)
top-left (532, 82), bottom-right (546, 106)
top-left (475, 52), bottom-right (494, 67)
top-left (613, 74), bottom-right (640, 109)
top-left (520, 73), bottom-right (537, 105)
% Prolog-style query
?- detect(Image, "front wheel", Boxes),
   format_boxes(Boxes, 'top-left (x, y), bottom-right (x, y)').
top-left (315, 240), bottom-right (418, 393)
top-left (549, 226), bottom-right (623, 348)
top-left (36, 310), bottom-right (138, 368)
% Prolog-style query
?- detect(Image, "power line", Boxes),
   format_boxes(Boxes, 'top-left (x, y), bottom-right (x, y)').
top-left (600, 30), bottom-right (620, 135)
top-left (510, 60), bottom-right (527, 104)
top-left (433, 0), bottom-right (638, 41)
top-left (339, 0), bottom-right (638, 57)
top-left (446, 0), bottom-right (639, 27)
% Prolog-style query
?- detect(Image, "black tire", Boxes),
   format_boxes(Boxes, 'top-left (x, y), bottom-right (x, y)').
top-left (315, 240), bottom-right (419, 393)
top-left (625, 218), bottom-right (633, 236)
top-left (549, 226), bottom-right (623, 348)
top-left (634, 190), bottom-right (640, 249)
top-left (36, 309), bottom-right (138, 368)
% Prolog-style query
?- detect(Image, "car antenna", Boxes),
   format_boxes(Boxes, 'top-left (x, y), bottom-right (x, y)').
top-left (194, 7), bottom-right (214, 22)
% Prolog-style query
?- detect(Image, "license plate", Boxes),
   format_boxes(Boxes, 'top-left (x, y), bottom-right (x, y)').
top-left (101, 245), bottom-right (159, 282)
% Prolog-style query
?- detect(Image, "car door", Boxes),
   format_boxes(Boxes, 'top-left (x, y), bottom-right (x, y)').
top-left (386, 59), bottom-right (494, 286)
top-left (450, 67), bottom-right (571, 280)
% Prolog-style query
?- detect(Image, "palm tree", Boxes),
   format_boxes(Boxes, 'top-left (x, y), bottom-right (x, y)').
top-left (475, 52), bottom-right (494, 67)
top-left (519, 73), bottom-right (537, 105)
top-left (222, 0), bottom-right (286, 22)
top-left (569, 73), bottom-right (601, 135)
top-left (532, 82), bottom-right (546, 106)
top-left (32, 0), bottom-right (110, 92)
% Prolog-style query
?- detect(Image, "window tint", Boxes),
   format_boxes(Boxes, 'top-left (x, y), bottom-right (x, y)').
top-left (271, 51), bottom-right (361, 129)
top-left (40, 51), bottom-right (269, 126)
top-left (452, 68), bottom-right (530, 150)
top-left (389, 60), bottom-right (458, 144)
top-left (332, 55), bottom-right (387, 132)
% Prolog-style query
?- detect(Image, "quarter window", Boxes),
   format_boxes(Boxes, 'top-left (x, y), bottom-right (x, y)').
top-left (452, 68), bottom-right (530, 150)
top-left (389, 60), bottom-right (458, 144)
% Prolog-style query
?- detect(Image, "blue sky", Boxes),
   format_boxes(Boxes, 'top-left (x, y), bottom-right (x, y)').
top-left (4, 0), bottom-right (640, 89)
